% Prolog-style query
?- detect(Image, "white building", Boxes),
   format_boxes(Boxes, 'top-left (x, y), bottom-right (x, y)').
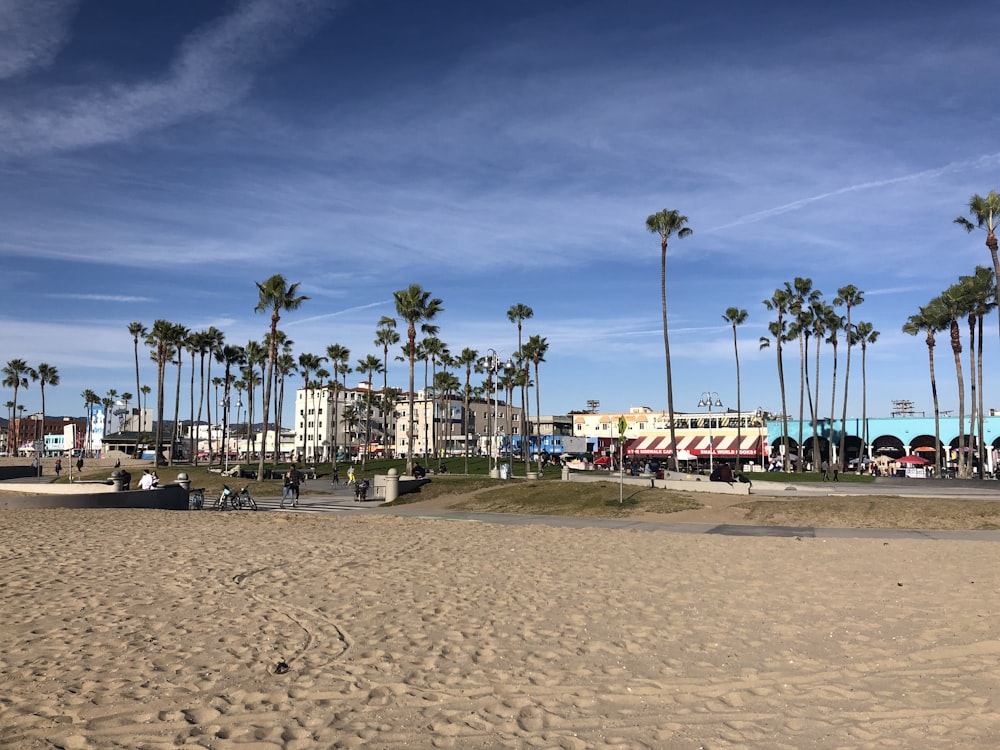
top-left (294, 381), bottom-right (389, 461)
top-left (393, 390), bottom-right (522, 458)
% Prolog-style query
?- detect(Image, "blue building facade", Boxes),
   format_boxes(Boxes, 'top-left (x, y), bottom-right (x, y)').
top-left (765, 415), bottom-right (999, 471)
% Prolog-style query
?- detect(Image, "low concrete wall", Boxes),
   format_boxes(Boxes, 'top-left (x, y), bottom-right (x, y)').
top-left (566, 470), bottom-right (751, 495)
top-left (371, 474), bottom-right (430, 502)
top-left (0, 483), bottom-right (189, 510)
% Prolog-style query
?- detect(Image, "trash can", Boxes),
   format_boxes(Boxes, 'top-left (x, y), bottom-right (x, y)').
top-left (500, 463), bottom-right (510, 480)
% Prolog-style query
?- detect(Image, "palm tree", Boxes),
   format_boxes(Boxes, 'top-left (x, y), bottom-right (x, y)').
top-left (242, 340), bottom-right (266, 459)
top-left (506, 303), bottom-right (534, 465)
top-left (524, 334), bottom-right (549, 473)
top-left (788, 278), bottom-right (819, 470)
top-left (356, 353), bottom-right (383, 466)
top-left (807, 299), bottom-right (832, 469)
top-left (955, 191), bottom-right (1000, 340)
top-left (128, 322), bottom-right (147, 456)
top-left (375, 317), bottom-right (399, 452)
top-left (835, 285), bottom-right (864, 467)
top-left (168, 323), bottom-right (189, 466)
top-left (852, 321), bottom-right (879, 465)
top-left (958, 266), bottom-right (996, 477)
top-left (81, 389), bottom-right (99, 456)
top-left (645, 209), bottom-right (693, 471)
top-left (202, 327), bottom-right (225, 463)
top-left (218, 344), bottom-right (247, 463)
top-left (144, 320), bottom-right (175, 467)
top-left (761, 286), bottom-right (792, 470)
top-left (422, 337), bottom-right (449, 467)
top-left (456, 347), bottom-right (480, 473)
top-left (269, 330), bottom-right (293, 460)
top-left (903, 301), bottom-right (946, 476)
top-left (2, 359), bottom-right (30, 454)
top-left (722, 308), bottom-right (748, 466)
top-left (326, 344), bottom-right (351, 466)
top-left (254, 274), bottom-right (309, 478)
top-left (939, 284), bottom-right (971, 477)
top-left (824, 309), bottom-right (844, 468)
top-left (394, 284), bottom-right (444, 475)
top-left (29, 364), bottom-right (58, 458)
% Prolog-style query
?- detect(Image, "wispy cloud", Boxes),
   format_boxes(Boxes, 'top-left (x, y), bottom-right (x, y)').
top-left (45, 293), bottom-right (153, 303)
top-left (0, 0), bottom-right (80, 79)
top-left (0, 0), bottom-right (339, 157)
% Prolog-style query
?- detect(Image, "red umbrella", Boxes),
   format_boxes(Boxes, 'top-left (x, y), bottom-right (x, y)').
top-left (896, 454), bottom-right (929, 465)
top-left (912, 446), bottom-right (937, 453)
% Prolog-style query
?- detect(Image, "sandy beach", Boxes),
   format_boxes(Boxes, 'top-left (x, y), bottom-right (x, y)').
top-left (2, 508), bottom-right (1000, 749)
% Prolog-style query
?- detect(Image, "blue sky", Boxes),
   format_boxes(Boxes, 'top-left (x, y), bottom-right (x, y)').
top-left (1, 0), bottom-right (998, 424)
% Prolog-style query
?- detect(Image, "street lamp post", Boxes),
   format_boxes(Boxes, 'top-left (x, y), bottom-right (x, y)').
top-left (698, 391), bottom-right (724, 473)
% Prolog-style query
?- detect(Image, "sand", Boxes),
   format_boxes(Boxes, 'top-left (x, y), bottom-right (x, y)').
top-left (2, 508), bottom-right (1000, 749)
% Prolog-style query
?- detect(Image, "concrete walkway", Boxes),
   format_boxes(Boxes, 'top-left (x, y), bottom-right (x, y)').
top-left (5, 474), bottom-right (1000, 541)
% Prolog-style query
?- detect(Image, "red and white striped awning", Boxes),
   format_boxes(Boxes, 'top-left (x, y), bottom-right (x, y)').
top-left (627, 434), bottom-right (765, 457)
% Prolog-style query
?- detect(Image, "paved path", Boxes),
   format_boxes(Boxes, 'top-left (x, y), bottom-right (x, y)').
top-left (8, 475), bottom-right (1000, 540)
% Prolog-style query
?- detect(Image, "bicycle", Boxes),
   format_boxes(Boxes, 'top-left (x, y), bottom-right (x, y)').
top-left (213, 485), bottom-right (235, 511)
top-left (234, 485), bottom-right (257, 511)
top-left (188, 487), bottom-right (205, 510)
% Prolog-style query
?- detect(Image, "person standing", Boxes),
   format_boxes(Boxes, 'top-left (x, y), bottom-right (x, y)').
top-left (820, 459), bottom-right (829, 481)
top-left (288, 464), bottom-right (301, 505)
top-left (54, 458), bottom-right (62, 477)
top-left (138, 469), bottom-right (154, 490)
top-left (280, 469), bottom-right (295, 508)
top-left (331, 467), bottom-right (340, 485)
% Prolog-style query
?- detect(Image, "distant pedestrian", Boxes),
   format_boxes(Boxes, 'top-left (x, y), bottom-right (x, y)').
top-left (76, 457), bottom-right (84, 473)
top-left (832, 463), bottom-right (840, 482)
top-left (820, 459), bottom-right (829, 481)
top-left (347, 465), bottom-right (356, 485)
top-left (54, 458), bottom-right (62, 477)
top-left (288, 464), bottom-right (301, 502)
top-left (138, 469), bottom-right (154, 490)
top-left (331, 467), bottom-right (339, 485)
top-left (31, 457), bottom-right (40, 476)
top-left (280, 470), bottom-right (296, 508)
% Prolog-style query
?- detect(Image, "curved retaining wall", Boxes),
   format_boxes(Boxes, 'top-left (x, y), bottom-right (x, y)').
top-left (0, 484), bottom-right (189, 510)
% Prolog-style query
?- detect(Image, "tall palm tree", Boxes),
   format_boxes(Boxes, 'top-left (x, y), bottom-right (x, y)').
top-left (254, 274), bottom-right (309, 478)
top-left (202, 327), bottom-right (225, 463)
top-left (835, 285), bottom-right (864, 467)
top-left (903, 302), bottom-right (945, 476)
top-left (218, 344), bottom-right (247, 463)
top-left (128, 322), bottom-right (147, 455)
top-left (939, 284), bottom-right (971, 477)
top-left (824, 309), bottom-right (844, 467)
top-left (807, 299), bottom-right (832, 468)
top-left (422, 337), bottom-right (449, 467)
top-left (506, 303), bottom-right (534, 465)
top-left (852, 321), bottom-right (879, 465)
top-left (168, 323), bottom-right (189, 466)
top-left (788, 278), bottom-right (819, 470)
top-left (761, 286), bottom-right (792, 470)
top-left (955, 190), bottom-right (1000, 340)
top-left (2, 359), bottom-right (30, 454)
top-left (356, 353), bottom-right (383, 466)
top-left (81, 389), bottom-right (99, 457)
top-left (243, 340), bottom-right (266, 460)
top-left (375, 317), bottom-right (399, 452)
top-left (269, 330), bottom-right (293, 460)
top-left (645, 209), bottom-right (692, 471)
top-left (30, 364), bottom-right (58, 458)
top-left (326, 343), bottom-right (351, 466)
top-left (144, 320), bottom-right (175, 467)
top-left (524, 334), bottom-right (549, 474)
top-left (394, 284), bottom-right (444, 475)
top-left (722, 308), bottom-right (748, 466)
top-left (959, 266), bottom-right (996, 477)
top-left (456, 347), bottom-right (480, 473)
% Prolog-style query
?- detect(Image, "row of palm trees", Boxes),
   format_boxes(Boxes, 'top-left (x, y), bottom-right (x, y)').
top-left (652, 190), bottom-right (999, 478)
top-left (2, 360), bottom-right (60, 455)
top-left (108, 278), bottom-right (548, 477)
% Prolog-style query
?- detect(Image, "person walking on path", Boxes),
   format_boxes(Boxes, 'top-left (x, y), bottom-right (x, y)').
top-left (832, 462), bottom-right (840, 482)
top-left (821, 459), bottom-right (830, 481)
top-left (288, 464), bottom-right (301, 503)
top-left (280, 469), bottom-right (296, 508)
top-left (347, 465), bottom-right (356, 485)
top-left (54, 458), bottom-right (62, 477)
top-left (331, 467), bottom-right (339, 485)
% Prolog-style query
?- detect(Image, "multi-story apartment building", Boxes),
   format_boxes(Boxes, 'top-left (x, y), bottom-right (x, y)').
top-left (294, 381), bottom-right (388, 461)
top-left (393, 390), bottom-right (522, 458)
